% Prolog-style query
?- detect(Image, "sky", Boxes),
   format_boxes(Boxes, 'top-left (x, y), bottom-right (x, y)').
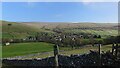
top-left (1, 2), bottom-right (118, 23)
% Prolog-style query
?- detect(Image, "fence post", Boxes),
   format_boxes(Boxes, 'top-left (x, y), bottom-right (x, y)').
top-left (115, 43), bottom-right (118, 58)
top-left (112, 43), bottom-right (114, 55)
top-left (54, 45), bottom-right (59, 68)
top-left (98, 44), bottom-right (101, 55)
top-left (98, 44), bottom-right (101, 66)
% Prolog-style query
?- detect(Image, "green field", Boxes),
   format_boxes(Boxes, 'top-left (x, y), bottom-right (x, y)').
top-left (64, 29), bottom-right (118, 37)
top-left (2, 42), bottom-right (113, 58)
top-left (0, 46), bottom-right (2, 58)
top-left (60, 45), bottom-right (112, 55)
top-left (2, 42), bottom-right (54, 58)
top-left (20, 44), bottom-right (113, 59)
top-left (32, 44), bottom-right (113, 58)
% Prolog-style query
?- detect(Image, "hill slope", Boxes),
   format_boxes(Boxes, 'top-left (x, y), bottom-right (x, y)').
top-left (23, 22), bottom-right (118, 29)
top-left (23, 22), bottom-right (118, 37)
top-left (1, 21), bottom-right (118, 39)
top-left (2, 21), bottom-right (43, 39)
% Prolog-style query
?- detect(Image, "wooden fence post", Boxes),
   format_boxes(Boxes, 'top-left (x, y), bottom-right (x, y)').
top-left (54, 45), bottom-right (59, 68)
top-left (115, 43), bottom-right (118, 58)
top-left (98, 44), bottom-right (101, 66)
top-left (112, 43), bottom-right (114, 55)
top-left (98, 44), bottom-right (101, 55)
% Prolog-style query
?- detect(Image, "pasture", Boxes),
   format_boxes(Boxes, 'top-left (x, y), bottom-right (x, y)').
top-left (2, 42), bottom-right (112, 58)
top-left (2, 42), bottom-right (54, 58)
top-left (35, 44), bottom-right (112, 58)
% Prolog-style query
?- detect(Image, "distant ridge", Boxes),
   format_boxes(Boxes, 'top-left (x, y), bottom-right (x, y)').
top-left (1, 20), bottom-right (118, 39)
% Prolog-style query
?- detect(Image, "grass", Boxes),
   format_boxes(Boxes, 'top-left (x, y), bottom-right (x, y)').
top-left (2, 42), bottom-right (113, 58)
top-left (2, 21), bottom-right (52, 39)
top-left (0, 45), bottom-right (2, 58)
top-left (64, 29), bottom-right (118, 37)
top-left (32, 44), bottom-right (113, 58)
top-left (60, 45), bottom-right (112, 56)
top-left (1, 21), bottom-right (118, 39)
top-left (2, 42), bottom-right (54, 58)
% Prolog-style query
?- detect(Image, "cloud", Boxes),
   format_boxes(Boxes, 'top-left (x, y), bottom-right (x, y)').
top-left (81, 0), bottom-right (118, 2)
top-left (81, 0), bottom-right (119, 5)
top-left (72, 22), bottom-right (79, 23)
top-left (27, 0), bottom-right (39, 7)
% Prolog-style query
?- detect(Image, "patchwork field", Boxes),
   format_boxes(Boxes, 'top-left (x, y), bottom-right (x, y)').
top-left (1, 21), bottom-right (118, 39)
top-left (2, 42), bottom-right (113, 58)
top-left (2, 42), bottom-right (54, 58)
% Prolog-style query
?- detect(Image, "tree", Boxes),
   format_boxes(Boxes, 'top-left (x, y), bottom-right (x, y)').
top-left (8, 23), bottom-right (12, 26)
top-left (98, 35), bottom-right (101, 38)
top-left (93, 35), bottom-right (97, 38)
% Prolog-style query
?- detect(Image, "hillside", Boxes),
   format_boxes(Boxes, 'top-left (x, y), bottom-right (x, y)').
top-left (23, 22), bottom-right (118, 37)
top-left (1, 21), bottom-right (118, 39)
top-left (2, 21), bottom-right (44, 39)
top-left (23, 22), bottom-right (118, 29)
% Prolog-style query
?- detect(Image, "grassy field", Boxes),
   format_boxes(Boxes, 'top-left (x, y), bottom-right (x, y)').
top-left (2, 42), bottom-right (113, 58)
top-left (2, 42), bottom-right (54, 58)
top-left (33, 44), bottom-right (113, 58)
top-left (0, 45), bottom-right (2, 58)
top-left (60, 45), bottom-right (112, 55)
top-left (64, 29), bottom-right (118, 37)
